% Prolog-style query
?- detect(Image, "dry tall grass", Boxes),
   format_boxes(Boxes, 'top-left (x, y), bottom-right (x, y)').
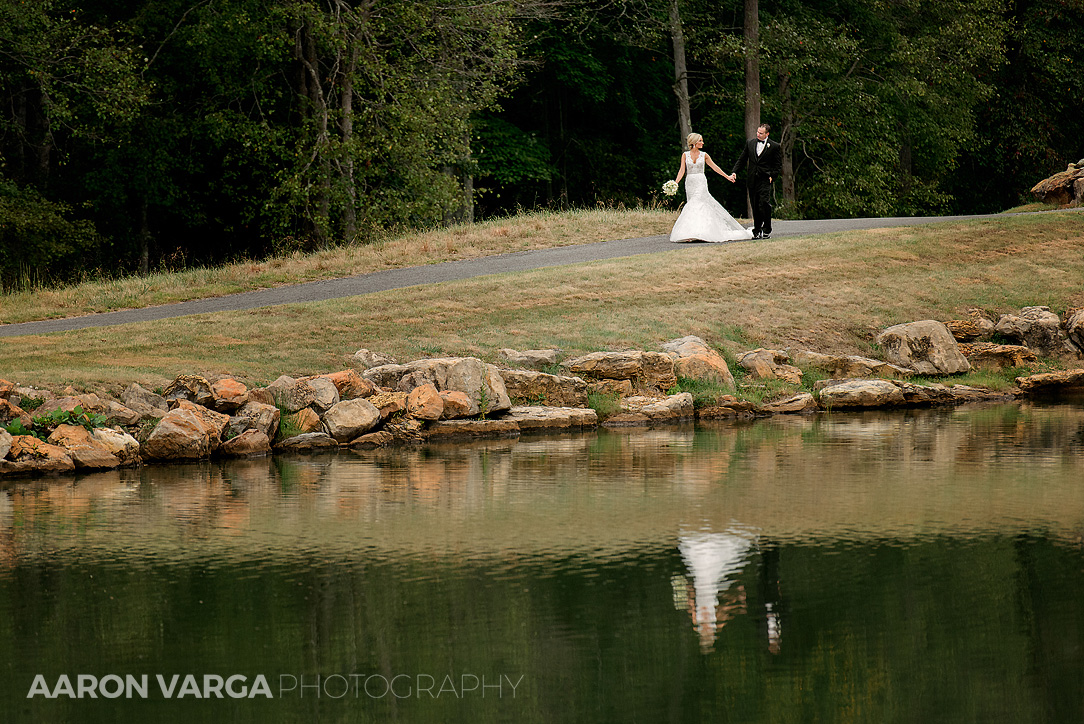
top-left (1, 210), bottom-right (1081, 394)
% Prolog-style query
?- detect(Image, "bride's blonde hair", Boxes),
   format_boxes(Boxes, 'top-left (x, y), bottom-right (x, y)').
top-left (686, 132), bottom-right (703, 150)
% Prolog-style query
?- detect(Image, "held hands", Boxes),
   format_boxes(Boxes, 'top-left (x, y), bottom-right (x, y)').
top-left (726, 173), bottom-right (737, 183)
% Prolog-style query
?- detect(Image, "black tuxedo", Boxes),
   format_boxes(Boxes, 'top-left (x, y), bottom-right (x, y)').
top-left (732, 137), bottom-right (782, 236)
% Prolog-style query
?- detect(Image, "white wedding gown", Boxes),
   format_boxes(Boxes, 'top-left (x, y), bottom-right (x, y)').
top-left (670, 152), bottom-right (753, 243)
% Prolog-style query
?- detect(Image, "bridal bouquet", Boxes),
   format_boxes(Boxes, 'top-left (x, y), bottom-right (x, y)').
top-left (662, 180), bottom-right (679, 196)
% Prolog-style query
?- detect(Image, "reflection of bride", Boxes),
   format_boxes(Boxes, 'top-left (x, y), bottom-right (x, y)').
top-left (676, 529), bottom-right (756, 650)
top-left (669, 133), bottom-right (754, 243)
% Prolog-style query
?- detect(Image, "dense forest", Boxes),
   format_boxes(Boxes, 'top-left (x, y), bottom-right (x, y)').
top-left (1, 0), bottom-right (1081, 288)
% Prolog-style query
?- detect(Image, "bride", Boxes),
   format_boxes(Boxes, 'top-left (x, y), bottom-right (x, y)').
top-left (670, 133), bottom-right (753, 243)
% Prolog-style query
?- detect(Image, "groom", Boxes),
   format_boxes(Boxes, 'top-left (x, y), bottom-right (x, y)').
top-left (731, 124), bottom-right (782, 239)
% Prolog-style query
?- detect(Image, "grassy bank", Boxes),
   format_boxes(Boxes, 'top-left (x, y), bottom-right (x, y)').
top-left (0, 209), bottom-right (1081, 399)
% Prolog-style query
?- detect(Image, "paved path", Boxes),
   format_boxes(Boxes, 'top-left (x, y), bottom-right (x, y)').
top-left (0, 212), bottom-right (1023, 338)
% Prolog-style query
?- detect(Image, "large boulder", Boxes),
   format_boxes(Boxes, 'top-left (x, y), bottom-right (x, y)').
top-left (957, 343), bottom-right (1037, 370)
top-left (162, 374), bottom-right (215, 407)
top-left (817, 379), bottom-right (906, 409)
top-left (498, 348), bottom-right (561, 370)
top-left (210, 378), bottom-right (249, 412)
top-left (368, 357), bottom-right (511, 416)
top-left (1, 436), bottom-right (74, 474)
top-left (499, 369), bottom-right (590, 408)
top-left (791, 350), bottom-right (912, 379)
top-left (503, 406), bottom-right (599, 431)
top-left (1068, 308), bottom-right (1084, 354)
top-left (1015, 369), bottom-right (1084, 395)
top-left (322, 398), bottom-right (382, 442)
top-left (274, 432), bottom-right (339, 451)
top-left (352, 348), bottom-right (397, 370)
top-left (760, 393), bottom-right (817, 414)
top-left (311, 370), bottom-right (374, 400)
top-left (994, 306), bottom-right (1069, 356)
top-left (1030, 162), bottom-right (1084, 206)
top-left (0, 428), bottom-right (12, 460)
top-left (874, 320), bottom-right (971, 375)
top-left (46, 424), bottom-right (120, 469)
top-left (737, 349), bottom-right (803, 384)
top-left (406, 384), bottom-right (444, 421)
top-left (122, 383), bottom-right (169, 413)
top-left (220, 430), bottom-right (271, 457)
top-left (563, 351), bottom-right (676, 393)
top-left (228, 400), bottom-right (281, 439)
top-left (90, 428), bottom-right (142, 466)
top-left (605, 393), bottom-right (695, 425)
top-left (264, 375), bottom-right (340, 413)
top-left (142, 404), bottom-right (230, 460)
top-left (662, 336), bottom-right (735, 388)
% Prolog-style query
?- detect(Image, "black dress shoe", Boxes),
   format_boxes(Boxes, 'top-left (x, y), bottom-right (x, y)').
top-left (761, 233), bottom-right (771, 239)
top-left (752, 231), bottom-right (762, 239)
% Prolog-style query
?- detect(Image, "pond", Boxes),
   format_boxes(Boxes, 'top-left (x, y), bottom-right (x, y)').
top-left (2, 401), bottom-right (1084, 723)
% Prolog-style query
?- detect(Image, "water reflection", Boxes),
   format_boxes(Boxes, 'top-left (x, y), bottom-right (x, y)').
top-left (1, 402), bottom-right (1084, 722)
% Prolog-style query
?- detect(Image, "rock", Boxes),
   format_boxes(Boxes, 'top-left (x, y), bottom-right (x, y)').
top-left (352, 348), bottom-right (398, 369)
top-left (122, 383), bottom-right (169, 413)
top-left (760, 393), bottom-right (817, 414)
top-left (663, 336), bottom-right (735, 387)
top-left (791, 350), bottom-right (912, 379)
top-left (90, 428), bottom-right (142, 466)
top-left (500, 369), bottom-right (590, 408)
top-left (103, 401), bottom-right (143, 426)
top-left (425, 419), bottom-right (520, 440)
top-left (589, 379), bottom-right (634, 397)
top-left (348, 430), bottom-right (396, 448)
top-left (0, 399), bottom-right (31, 429)
top-left (0, 378), bottom-right (15, 399)
top-left (737, 349), bottom-right (803, 384)
top-left (438, 390), bottom-right (474, 419)
top-left (248, 388), bottom-right (275, 406)
top-left (220, 430), bottom-right (271, 457)
top-left (944, 312), bottom-right (995, 342)
top-left (264, 375), bottom-right (339, 413)
top-left (0, 428), bottom-right (11, 459)
top-left (564, 351), bottom-right (677, 393)
top-left (211, 378), bottom-right (249, 412)
top-left (1067, 308), bottom-right (1084, 353)
top-left (383, 417), bottom-right (427, 444)
top-left (994, 306), bottom-right (1068, 356)
top-left (406, 384), bottom-right (444, 421)
top-left (1031, 164), bottom-right (1084, 206)
top-left (503, 406), bottom-right (599, 431)
top-left (875, 320), bottom-right (971, 375)
top-left (36, 396), bottom-right (87, 416)
top-left (293, 407), bottom-right (324, 434)
top-left (361, 364), bottom-right (411, 389)
top-left (322, 398), bottom-right (382, 442)
top-left (818, 379), bottom-right (906, 409)
top-left (498, 348), bottom-right (561, 369)
top-left (1015, 369), bottom-right (1084, 395)
top-left (3, 436), bottom-right (74, 473)
top-left (46, 424), bottom-right (120, 469)
top-left (697, 396), bottom-right (761, 419)
top-left (163, 374), bottom-right (215, 407)
top-left (606, 393), bottom-right (695, 425)
top-left (274, 432), bottom-right (339, 451)
top-left (946, 385), bottom-right (1016, 403)
top-left (889, 381), bottom-right (957, 406)
top-left (228, 400), bottom-right (281, 439)
top-left (957, 343), bottom-right (1038, 370)
top-left (142, 405), bottom-right (229, 460)
top-left (367, 391), bottom-right (409, 419)
top-left (313, 369), bottom-right (374, 399)
top-left (392, 357), bottom-right (511, 416)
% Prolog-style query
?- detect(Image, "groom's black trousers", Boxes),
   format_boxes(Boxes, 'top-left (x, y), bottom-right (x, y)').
top-left (748, 173), bottom-right (774, 235)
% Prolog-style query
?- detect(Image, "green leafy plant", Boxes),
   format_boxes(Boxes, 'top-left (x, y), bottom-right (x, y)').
top-left (4, 405), bottom-right (108, 441)
top-left (586, 391), bottom-right (621, 419)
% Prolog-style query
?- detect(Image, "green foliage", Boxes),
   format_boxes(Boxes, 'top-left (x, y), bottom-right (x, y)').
top-left (587, 390), bottom-right (621, 419)
top-left (5, 405), bottom-right (108, 441)
top-left (0, 180), bottom-right (106, 290)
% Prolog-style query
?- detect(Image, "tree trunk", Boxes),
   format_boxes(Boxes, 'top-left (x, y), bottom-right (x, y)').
top-left (669, 0), bottom-right (692, 145)
top-left (341, 31), bottom-right (359, 243)
top-left (139, 197), bottom-right (151, 275)
top-left (743, 0), bottom-right (760, 218)
top-left (779, 72), bottom-right (796, 207)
